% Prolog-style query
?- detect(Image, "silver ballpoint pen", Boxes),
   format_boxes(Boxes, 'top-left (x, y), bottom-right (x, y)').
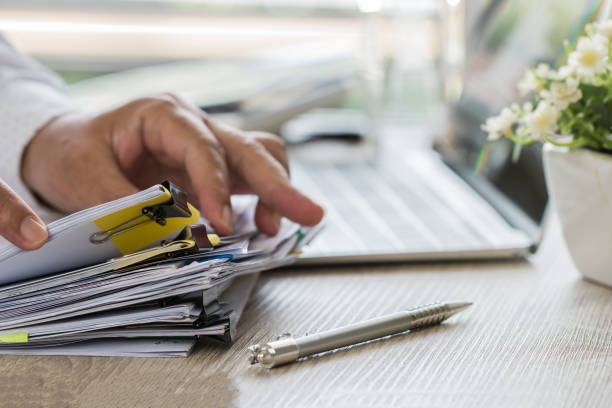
top-left (248, 301), bottom-right (472, 369)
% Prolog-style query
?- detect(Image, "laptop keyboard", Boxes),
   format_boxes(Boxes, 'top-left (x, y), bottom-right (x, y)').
top-left (290, 151), bottom-right (530, 256)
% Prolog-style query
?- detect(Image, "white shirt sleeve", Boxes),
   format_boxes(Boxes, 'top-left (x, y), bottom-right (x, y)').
top-left (0, 34), bottom-right (78, 218)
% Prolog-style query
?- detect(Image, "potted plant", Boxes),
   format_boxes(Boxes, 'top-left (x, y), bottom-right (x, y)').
top-left (481, 20), bottom-right (612, 287)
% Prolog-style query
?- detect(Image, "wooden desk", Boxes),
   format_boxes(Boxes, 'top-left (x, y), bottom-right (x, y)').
top-left (1, 213), bottom-right (611, 408)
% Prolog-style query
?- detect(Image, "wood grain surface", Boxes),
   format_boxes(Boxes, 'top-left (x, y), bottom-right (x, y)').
top-left (1, 213), bottom-right (611, 408)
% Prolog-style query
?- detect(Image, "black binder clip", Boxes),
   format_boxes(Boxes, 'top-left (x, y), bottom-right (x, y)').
top-left (90, 180), bottom-right (193, 244)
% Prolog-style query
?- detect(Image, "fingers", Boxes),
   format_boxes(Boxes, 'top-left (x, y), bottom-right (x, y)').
top-left (153, 97), bottom-right (303, 232)
top-left (221, 131), bottom-right (290, 195)
top-left (248, 131), bottom-right (290, 174)
top-left (134, 97), bottom-right (234, 234)
top-left (106, 94), bottom-right (322, 235)
top-left (203, 117), bottom-right (325, 227)
top-left (255, 200), bottom-right (282, 236)
top-left (0, 179), bottom-right (48, 250)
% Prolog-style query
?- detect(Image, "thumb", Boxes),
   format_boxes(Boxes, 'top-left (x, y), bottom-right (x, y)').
top-left (0, 179), bottom-right (48, 250)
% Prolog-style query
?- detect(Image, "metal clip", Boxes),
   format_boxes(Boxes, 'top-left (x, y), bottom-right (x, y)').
top-left (110, 240), bottom-right (196, 270)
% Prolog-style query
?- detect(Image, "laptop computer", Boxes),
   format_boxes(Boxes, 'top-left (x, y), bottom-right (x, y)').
top-left (290, 0), bottom-right (604, 264)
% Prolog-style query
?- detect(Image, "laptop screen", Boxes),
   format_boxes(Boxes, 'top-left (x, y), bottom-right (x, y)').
top-left (435, 0), bottom-right (604, 225)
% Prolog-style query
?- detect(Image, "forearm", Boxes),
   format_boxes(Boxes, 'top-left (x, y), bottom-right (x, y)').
top-left (0, 35), bottom-right (78, 218)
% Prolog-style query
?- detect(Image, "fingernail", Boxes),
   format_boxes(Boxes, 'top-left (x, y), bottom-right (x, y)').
top-left (20, 216), bottom-right (48, 246)
top-left (221, 204), bottom-right (233, 232)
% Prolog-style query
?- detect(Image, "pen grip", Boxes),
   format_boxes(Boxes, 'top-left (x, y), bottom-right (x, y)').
top-left (295, 310), bottom-right (429, 356)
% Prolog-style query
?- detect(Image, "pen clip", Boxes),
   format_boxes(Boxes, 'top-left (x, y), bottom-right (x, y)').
top-left (89, 180), bottom-right (192, 244)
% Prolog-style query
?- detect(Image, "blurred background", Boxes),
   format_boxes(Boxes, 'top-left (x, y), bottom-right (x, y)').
top-left (0, 0), bottom-right (464, 134)
top-left (1, 1), bottom-right (594, 144)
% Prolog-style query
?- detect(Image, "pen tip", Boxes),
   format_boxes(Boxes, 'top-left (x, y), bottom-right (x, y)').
top-left (445, 301), bottom-right (473, 313)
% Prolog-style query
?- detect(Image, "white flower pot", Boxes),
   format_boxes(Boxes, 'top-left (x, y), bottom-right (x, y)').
top-left (543, 143), bottom-right (612, 287)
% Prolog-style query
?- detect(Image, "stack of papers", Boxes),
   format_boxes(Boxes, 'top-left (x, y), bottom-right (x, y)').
top-left (0, 182), bottom-right (200, 283)
top-left (0, 183), bottom-right (322, 357)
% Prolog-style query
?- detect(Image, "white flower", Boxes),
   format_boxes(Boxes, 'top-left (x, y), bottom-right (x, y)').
top-left (595, 20), bottom-right (612, 42)
top-left (523, 101), bottom-right (559, 140)
top-left (568, 36), bottom-right (608, 80)
top-left (540, 77), bottom-right (583, 109)
top-left (517, 69), bottom-right (539, 96)
top-left (481, 108), bottom-right (518, 141)
top-left (535, 63), bottom-right (552, 78)
top-left (593, 33), bottom-right (610, 48)
top-left (522, 101), bottom-right (533, 113)
top-left (552, 65), bottom-right (575, 80)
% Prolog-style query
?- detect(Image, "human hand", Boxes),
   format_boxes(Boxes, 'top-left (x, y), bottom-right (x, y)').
top-left (0, 179), bottom-right (48, 250)
top-left (21, 94), bottom-right (324, 236)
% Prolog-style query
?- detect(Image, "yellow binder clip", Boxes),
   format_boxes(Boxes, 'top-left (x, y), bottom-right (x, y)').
top-left (90, 181), bottom-right (195, 245)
